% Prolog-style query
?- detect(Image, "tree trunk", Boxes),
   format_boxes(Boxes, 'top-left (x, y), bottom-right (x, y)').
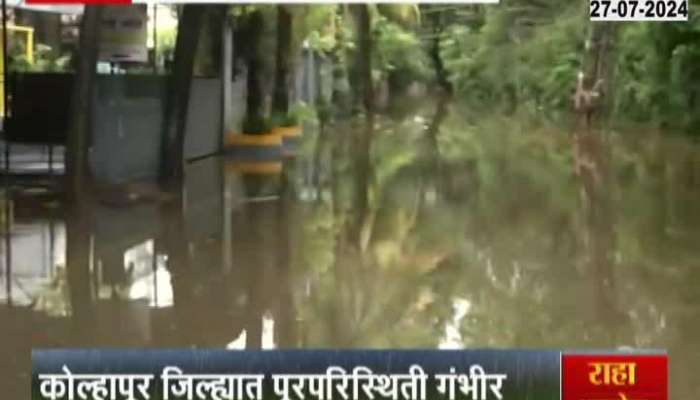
top-left (350, 5), bottom-right (374, 246)
top-left (65, 5), bottom-right (101, 200)
top-left (353, 5), bottom-right (374, 114)
top-left (582, 21), bottom-right (617, 119)
top-left (64, 6), bottom-right (101, 345)
top-left (159, 5), bottom-right (206, 185)
top-left (245, 10), bottom-right (266, 125)
top-left (272, 6), bottom-right (293, 116)
top-left (427, 10), bottom-right (452, 95)
top-left (652, 27), bottom-right (674, 124)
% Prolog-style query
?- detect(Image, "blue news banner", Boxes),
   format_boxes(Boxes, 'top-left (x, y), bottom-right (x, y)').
top-left (32, 350), bottom-right (560, 400)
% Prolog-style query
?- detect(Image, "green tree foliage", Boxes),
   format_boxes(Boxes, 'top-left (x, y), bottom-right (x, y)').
top-left (374, 17), bottom-right (432, 92)
top-left (440, 1), bottom-right (585, 115)
top-left (8, 43), bottom-right (72, 73)
top-left (436, 1), bottom-right (700, 129)
top-left (614, 15), bottom-right (700, 127)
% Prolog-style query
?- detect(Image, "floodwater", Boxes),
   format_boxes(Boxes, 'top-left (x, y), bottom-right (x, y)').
top-left (2, 101), bottom-right (700, 399)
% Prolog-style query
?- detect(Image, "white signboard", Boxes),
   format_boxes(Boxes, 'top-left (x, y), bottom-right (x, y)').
top-left (99, 5), bottom-right (149, 63)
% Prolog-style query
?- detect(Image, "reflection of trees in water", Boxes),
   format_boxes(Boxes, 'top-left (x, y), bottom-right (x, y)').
top-left (160, 195), bottom-right (200, 346)
top-left (229, 171), bottom-right (299, 349)
top-left (573, 130), bottom-right (630, 344)
top-left (275, 173), bottom-right (298, 348)
top-left (5, 107), bottom-right (700, 394)
top-left (65, 201), bottom-right (96, 345)
top-left (351, 114), bottom-right (374, 246)
top-left (422, 95), bottom-right (450, 199)
top-left (18, 176), bottom-right (300, 349)
top-left (299, 100), bottom-right (470, 347)
top-left (299, 106), bottom-right (700, 358)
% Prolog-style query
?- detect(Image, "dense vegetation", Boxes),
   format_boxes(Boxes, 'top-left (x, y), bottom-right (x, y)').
top-left (10, 1), bottom-right (699, 186)
top-left (9, 2), bottom-right (699, 132)
top-left (220, 1), bottom-right (700, 132)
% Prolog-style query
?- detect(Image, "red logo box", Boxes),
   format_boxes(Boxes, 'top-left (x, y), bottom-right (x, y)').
top-left (562, 354), bottom-right (668, 400)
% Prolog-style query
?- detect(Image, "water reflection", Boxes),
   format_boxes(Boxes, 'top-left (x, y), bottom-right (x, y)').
top-left (2, 104), bottom-right (700, 397)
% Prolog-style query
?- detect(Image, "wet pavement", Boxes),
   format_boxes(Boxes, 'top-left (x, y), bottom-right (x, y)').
top-left (2, 103), bottom-right (700, 398)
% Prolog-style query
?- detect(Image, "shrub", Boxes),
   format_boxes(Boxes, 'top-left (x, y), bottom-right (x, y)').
top-left (242, 115), bottom-right (272, 135)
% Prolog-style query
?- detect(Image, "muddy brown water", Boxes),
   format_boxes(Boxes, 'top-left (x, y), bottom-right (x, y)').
top-left (1, 110), bottom-right (700, 398)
